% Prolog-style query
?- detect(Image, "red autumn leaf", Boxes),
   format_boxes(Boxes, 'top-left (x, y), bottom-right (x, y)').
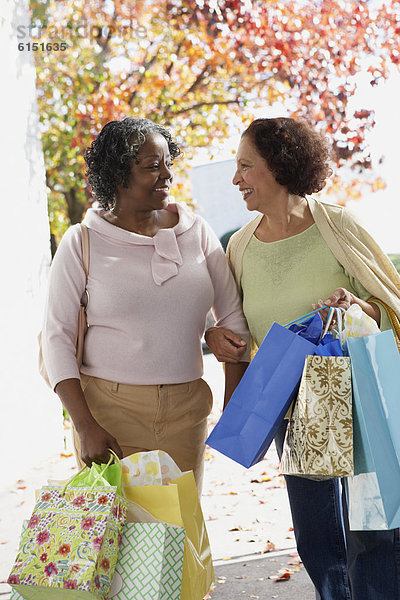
top-left (269, 569), bottom-right (291, 582)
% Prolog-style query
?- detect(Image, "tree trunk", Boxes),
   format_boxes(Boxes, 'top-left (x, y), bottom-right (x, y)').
top-left (64, 189), bottom-right (86, 224)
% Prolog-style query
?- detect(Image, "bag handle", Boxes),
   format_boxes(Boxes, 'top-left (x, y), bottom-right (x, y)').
top-left (320, 306), bottom-right (335, 339)
top-left (284, 306), bottom-right (327, 328)
top-left (321, 306), bottom-right (345, 347)
top-left (368, 296), bottom-right (400, 344)
top-left (61, 448), bottom-right (121, 496)
top-left (80, 224), bottom-right (90, 311)
top-left (80, 224), bottom-right (90, 279)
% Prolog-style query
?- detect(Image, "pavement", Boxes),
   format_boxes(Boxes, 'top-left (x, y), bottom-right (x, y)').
top-left (0, 355), bottom-right (314, 599)
top-left (212, 554), bottom-right (314, 599)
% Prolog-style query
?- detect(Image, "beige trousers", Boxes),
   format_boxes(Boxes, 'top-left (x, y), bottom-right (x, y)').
top-left (72, 374), bottom-right (213, 493)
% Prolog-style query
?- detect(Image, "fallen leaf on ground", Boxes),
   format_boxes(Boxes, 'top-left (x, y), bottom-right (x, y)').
top-left (60, 452), bottom-right (73, 458)
top-left (250, 476), bottom-right (271, 483)
top-left (262, 540), bottom-right (276, 553)
top-left (229, 526), bottom-right (242, 531)
top-left (269, 569), bottom-right (291, 582)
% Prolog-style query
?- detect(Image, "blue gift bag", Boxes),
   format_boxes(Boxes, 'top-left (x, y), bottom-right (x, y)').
top-left (345, 329), bottom-right (400, 530)
top-left (206, 311), bottom-right (321, 468)
top-left (288, 312), bottom-right (324, 343)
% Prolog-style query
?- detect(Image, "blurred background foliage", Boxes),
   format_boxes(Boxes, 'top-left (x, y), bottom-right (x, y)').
top-left (29, 0), bottom-right (400, 243)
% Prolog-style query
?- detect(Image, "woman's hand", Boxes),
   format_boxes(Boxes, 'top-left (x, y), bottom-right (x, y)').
top-left (205, 326), bottom-right (247, 363)
top-left (312, 287), bottom-right (381, 326)
top-left (76, 421), bottom-right (123, 467)
top-left (55, 378), bottom-right (123, 467)
top-left (312, 287), bottom-right (354, 325)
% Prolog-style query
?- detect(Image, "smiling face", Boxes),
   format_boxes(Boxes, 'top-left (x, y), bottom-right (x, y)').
top-left (117, 132), bottom-right (173, 211)
top-left (232, 134), bottom-right (287, 211)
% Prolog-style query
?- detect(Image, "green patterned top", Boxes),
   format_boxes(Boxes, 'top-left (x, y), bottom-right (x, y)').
top-left (241, 223), bottom-right (390, 347)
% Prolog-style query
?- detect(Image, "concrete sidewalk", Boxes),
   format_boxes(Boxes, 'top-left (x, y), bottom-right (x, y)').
top-left (212, 551), bottom-right (314, 599)
top-left (0, 355), bottom-right (314, 598)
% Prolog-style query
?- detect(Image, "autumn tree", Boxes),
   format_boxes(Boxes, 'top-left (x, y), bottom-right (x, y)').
top-left (29, 0), bottom-right (400, 240)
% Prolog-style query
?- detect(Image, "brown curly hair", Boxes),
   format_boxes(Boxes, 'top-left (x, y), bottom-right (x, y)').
top-left (242, 118), bottom-right (332, 196)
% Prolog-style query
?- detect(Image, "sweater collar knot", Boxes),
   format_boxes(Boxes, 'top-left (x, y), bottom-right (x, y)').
top-left (151, 228), bottom-right (183, 285)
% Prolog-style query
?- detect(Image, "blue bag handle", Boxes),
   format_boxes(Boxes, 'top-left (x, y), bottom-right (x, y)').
top-left (284, 305), bottom-right (328, 328)
top-left (284, 306), bottom-right (346, 344)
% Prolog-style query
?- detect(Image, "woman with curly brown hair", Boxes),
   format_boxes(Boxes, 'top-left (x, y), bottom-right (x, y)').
top-left (222, 117), bottom-right (400, 599)
top-left (41, 117), bottom-right (250, 494)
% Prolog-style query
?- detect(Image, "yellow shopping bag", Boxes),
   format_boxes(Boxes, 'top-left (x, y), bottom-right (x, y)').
top-left (121, 451), bottom-right (214, 600)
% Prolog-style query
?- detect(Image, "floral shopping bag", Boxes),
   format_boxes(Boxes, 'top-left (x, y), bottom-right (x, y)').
top-left (8, 459), bottom-right (128, 600)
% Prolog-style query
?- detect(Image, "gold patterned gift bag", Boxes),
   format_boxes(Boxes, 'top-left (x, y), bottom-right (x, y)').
top-left (281, 354), bottom-right (353, 478)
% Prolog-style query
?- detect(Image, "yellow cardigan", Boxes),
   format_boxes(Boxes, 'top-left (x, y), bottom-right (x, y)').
top-left (226, 197), bottom-right (400, 343)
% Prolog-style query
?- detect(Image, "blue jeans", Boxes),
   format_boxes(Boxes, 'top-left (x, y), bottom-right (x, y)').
top-left (275, 421), bottom-right (400, 600)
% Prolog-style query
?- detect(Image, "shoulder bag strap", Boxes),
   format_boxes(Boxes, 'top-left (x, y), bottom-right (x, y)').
top-left (368, 296), bottom-right (400, 344)
top-left (79, 224), bottom-right (90, 311)
top-left (80, 223), bottom-right (90, 282)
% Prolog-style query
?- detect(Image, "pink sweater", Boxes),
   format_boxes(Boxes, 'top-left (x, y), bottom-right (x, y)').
top-left (42, 203), bottom-right (250, 388)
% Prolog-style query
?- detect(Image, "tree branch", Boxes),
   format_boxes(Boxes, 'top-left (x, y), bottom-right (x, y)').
top-left (165, 41), bottom-right (183, 76)
top-left (128, 51), bottom-right (159, 106)
top-left (165, 98), bottom-right (241, 117)
top-left (182, 65), bottom-right (210, 97)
